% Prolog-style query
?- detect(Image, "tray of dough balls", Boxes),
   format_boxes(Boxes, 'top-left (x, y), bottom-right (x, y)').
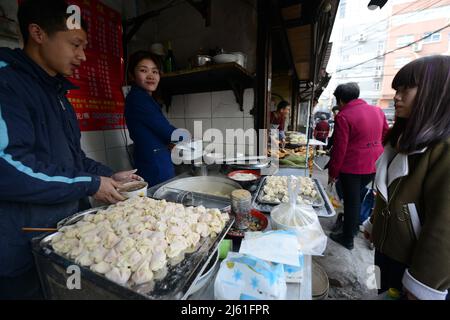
top-left (37, 196), bottom-right (234, 300)
top-left (256, 175), bottom-right (324, 207)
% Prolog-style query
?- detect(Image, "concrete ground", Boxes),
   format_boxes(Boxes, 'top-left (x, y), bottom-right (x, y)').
top-left (312, 155), bottom-right (378, 300)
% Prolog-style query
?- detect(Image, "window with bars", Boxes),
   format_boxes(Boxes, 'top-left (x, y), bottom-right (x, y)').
top-left (423, 32), bottom-right (441, 44)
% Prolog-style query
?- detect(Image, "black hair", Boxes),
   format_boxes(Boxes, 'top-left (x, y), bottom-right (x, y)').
top-left (333, 82), bottom-right (360, 104)
top-left (332, 106), bottom-right (340, 113)
top-left (18, 0), bottom-right (88, 44)
top-left (127, 50), bottom-right (163, 84)
top-left (385, 55), bottom-right (450, 153)
top-left (277, 100), bottom-right (290, 111)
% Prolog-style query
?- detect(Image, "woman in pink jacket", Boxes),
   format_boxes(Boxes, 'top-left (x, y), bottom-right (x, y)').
top-left (328, 82), bottom-right (389, 250)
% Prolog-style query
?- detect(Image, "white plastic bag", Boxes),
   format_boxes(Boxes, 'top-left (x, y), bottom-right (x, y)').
top-left (271, 176), bottom-right (327, 256)
top-left (214, 252), bottom-right (287, 300)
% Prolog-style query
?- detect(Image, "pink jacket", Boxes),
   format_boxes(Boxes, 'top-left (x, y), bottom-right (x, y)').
top-left (328, 99), bottom-right (389, 179)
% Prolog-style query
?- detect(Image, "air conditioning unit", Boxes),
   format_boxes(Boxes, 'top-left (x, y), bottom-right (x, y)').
top-left (412, 42), bottom-right (423, 52)
top-left (359, 34), bottom-right (367, 42)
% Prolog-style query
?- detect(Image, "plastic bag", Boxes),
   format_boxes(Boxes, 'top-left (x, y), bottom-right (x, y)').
top-left (214, 252), bottom-right (287, 300)
top-left (327, 182), bottom-right (343, 209)
top-left (270, 176), bottom-right (327, 256)
top-left (360, 187), bottom-right (375, 224)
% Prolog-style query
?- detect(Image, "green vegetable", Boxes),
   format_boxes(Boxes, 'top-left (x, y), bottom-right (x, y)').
top-left (284, 155), bottom-right (306, 165)
top-left (279, 158), bottom-right (305, 168)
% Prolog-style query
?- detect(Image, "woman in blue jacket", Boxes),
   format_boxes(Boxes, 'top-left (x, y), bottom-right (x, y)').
top-left (125, 51), bottom-right (177, 186)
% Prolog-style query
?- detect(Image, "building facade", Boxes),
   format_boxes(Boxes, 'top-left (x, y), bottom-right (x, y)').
top-left (379, 0), bottom-right (450, 108)
top-left (320, 0), bottom-right (392, 111)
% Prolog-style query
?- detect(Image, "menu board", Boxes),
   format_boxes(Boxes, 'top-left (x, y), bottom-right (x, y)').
top-left (66, 0), bottom-right (125, 131)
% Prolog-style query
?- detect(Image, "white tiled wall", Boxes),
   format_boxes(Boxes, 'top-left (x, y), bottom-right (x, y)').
top-left (167, 88), bottom-right (256, 157)
top-left (81, 129), bottom-right (133, 173)
top-left (185, 93), bottom-right (212, 118)
top-left (80, 88), bottom-right (256, 172)
top-left (185, 118), bottom-right (212, 140)
top-left (211, 91), bottom-right (242, 118)
top-left (167, 95), bottom-right (186, 119)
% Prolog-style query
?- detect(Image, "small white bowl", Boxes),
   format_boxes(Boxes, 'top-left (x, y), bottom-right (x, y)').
top-left (118, 181), bottom-right (148, 199)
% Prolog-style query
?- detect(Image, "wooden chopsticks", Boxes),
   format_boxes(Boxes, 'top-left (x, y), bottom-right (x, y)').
top-left (22, 227), bottom-right (58, 232)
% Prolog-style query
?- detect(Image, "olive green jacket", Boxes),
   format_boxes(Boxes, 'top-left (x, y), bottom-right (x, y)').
top-left (364, 138), bottom-right (450, 300)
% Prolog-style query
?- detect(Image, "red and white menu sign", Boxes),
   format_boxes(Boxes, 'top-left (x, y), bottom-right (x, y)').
top-left (67, 0), bottom-right (125, 131)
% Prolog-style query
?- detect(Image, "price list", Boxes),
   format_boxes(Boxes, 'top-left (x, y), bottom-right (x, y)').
top-left (67, 0), bottom-right (125, 131)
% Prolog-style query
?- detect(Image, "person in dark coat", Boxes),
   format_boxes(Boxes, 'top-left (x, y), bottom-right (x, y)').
top-left (328, 82), bottom-right (389, 250)
top-left (125, 51), bottom-right (183, 187)
top-left (0, 0), bottom-right (140, 299)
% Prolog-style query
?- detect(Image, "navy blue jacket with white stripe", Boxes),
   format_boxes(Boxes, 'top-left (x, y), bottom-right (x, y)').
top-left (0, 48), bottom-right (113, 277)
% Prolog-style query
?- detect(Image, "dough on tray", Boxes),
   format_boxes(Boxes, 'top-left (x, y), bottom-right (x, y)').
top-left (51, 197), bottom-right (229, 287)
top-left (90, 261), bottom-right (112, 274)
top-left (132, 258), bottom-right (154, 285)
top-left (105, 267), bottom-right (131, 286)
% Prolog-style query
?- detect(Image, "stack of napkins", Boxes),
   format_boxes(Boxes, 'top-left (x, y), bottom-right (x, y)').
top-left (239, 230), bottom-right (305, 283)
top-left (239, 230), bottom-right (300, 267)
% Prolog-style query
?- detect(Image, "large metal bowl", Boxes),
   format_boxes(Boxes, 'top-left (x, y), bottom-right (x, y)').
top-left (154, 176), bottom-right (241, 199)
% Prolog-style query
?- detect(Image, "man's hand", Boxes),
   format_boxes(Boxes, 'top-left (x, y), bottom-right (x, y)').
top-left (111, 169), bottom-right (143, 183)
top-left (93, 177), bottom-right (126, 204)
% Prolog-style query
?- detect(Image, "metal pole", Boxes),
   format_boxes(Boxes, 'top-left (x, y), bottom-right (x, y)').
top-left (304, 98), bottom-right (311, 176)
top-left (306, 18), bottom-right (320, 177)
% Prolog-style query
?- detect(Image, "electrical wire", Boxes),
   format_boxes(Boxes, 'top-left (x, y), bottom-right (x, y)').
top-left (333, 22), bottom-right (450, 74)
top-left (338, 0), bottom-right (444, 54)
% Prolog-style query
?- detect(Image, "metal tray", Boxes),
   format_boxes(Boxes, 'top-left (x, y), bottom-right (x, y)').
top-left (153, 176), bottom-right (241, 199)
top-left (252, 179), bottom-right (334, 217)
top-left (256, 176), bottom-right (324, 207)
top-left (32, 203), bottom-right (234, 300)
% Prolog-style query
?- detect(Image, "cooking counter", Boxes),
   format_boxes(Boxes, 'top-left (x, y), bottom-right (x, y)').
top-left (148, 167), bottom-right (336, 218)
top-left (32, 167), bottom-right (332, 300)
top-left (147, 167), bottom-right (334, 300)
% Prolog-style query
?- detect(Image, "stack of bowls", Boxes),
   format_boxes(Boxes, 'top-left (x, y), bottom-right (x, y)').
top-left (312, 260), bottom-right (329, 300)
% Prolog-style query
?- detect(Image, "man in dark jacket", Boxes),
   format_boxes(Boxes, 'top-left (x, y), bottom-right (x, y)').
top-left (0, 0), bottom-right (140, 299)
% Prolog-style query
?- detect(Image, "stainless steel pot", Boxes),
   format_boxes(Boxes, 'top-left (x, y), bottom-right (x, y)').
top-left (192, 55), bottom-right (212, 67)
top-left (192, 163), bottom-right (209, 176)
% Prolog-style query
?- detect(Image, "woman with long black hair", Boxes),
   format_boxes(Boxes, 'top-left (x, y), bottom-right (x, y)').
top-left (364, 55), bottom-right (450, 300)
